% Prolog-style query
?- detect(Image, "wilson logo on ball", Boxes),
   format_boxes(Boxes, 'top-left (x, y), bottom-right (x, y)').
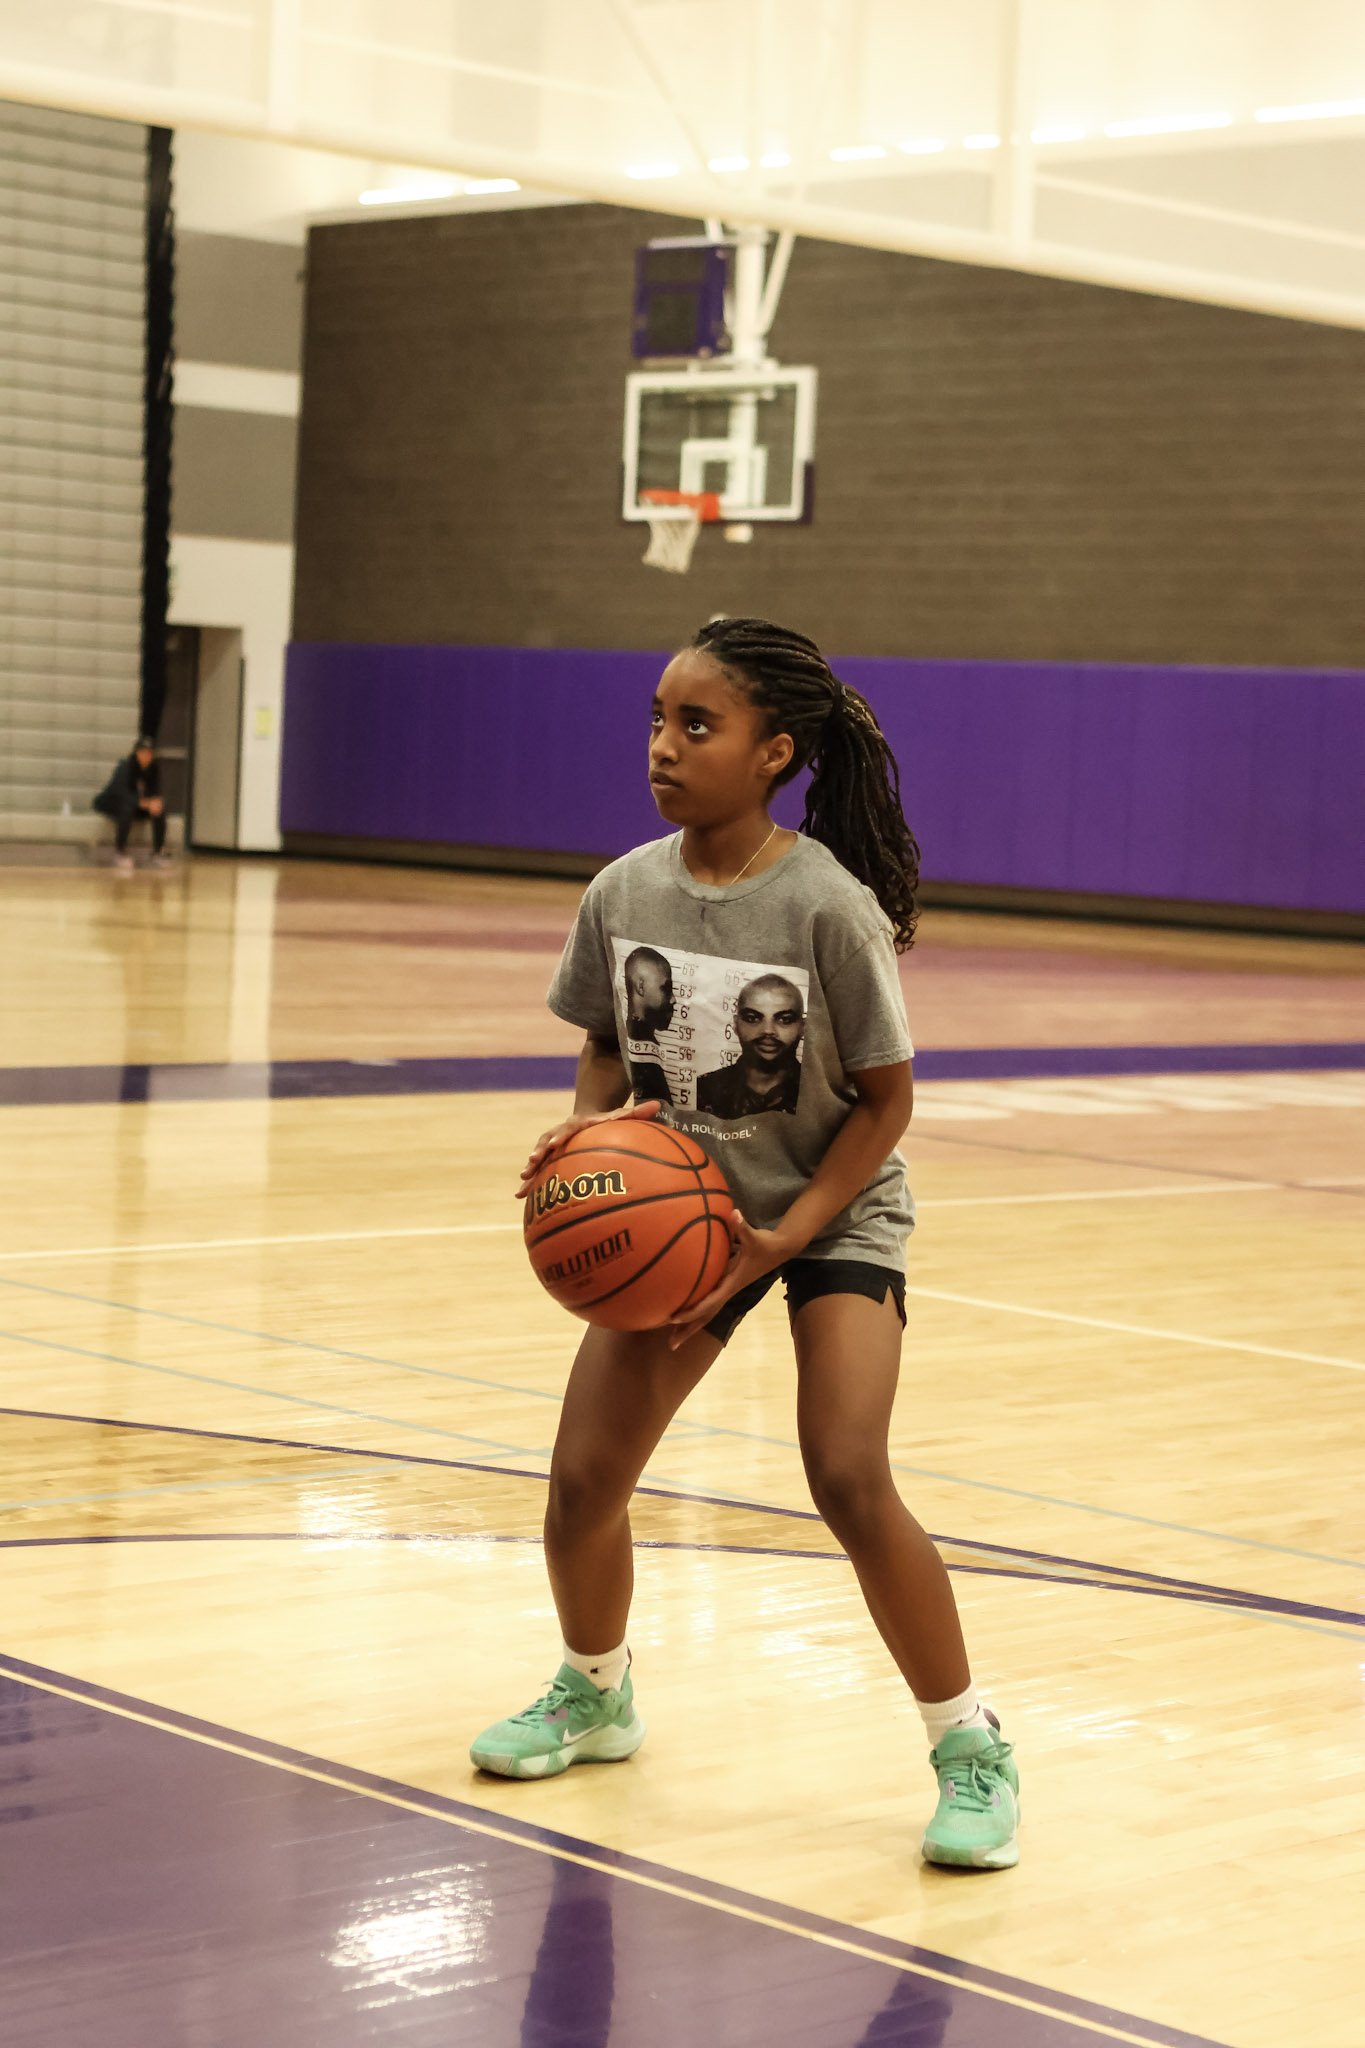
top-left (524, 1168), bottom-right (627, 1226)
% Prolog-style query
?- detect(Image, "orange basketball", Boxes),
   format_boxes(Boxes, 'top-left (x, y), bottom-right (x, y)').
top-left (523, 1118), bottom-right (735, 1331)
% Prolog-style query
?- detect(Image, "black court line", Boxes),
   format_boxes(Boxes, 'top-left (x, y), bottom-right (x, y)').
top-left (3, 1406), bottom-right (1359, 1633)
top-left (1, 1528), bottom-right (1361, 1634)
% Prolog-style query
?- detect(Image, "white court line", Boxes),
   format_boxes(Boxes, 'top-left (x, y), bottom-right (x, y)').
top-left (905, 1284), bottom-right (1365, 1374)
top-left (0, 1222), bottom-right (522, 1264)
top-left (928, 1180), bottom-right (1279, 1209)
top-left (0, 1178), bottom-right (1309, 1263)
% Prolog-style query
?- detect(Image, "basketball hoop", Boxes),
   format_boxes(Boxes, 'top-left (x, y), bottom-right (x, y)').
top-left (639, 488), bottom-right (721, 574)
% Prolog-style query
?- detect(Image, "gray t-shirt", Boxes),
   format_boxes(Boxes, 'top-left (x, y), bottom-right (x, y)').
top-left (547, 831), bottom-right (915, 1268)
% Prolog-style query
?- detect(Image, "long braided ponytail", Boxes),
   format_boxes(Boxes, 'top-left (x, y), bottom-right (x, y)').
top-left (689, 616), bottom-right (921, 951)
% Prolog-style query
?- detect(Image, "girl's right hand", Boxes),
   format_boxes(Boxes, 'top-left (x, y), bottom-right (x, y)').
top-left (515, 1099), bottom-right (660, 1198)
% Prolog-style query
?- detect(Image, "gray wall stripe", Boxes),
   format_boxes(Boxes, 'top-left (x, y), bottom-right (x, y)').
top-left (172, 407), bottom-right (298, 545)
top-left (175, 233), bottom-right (305, 374)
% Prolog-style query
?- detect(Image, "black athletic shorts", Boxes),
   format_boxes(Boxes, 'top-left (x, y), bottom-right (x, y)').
top-left (705, 1258), bottom-right (907, 1347)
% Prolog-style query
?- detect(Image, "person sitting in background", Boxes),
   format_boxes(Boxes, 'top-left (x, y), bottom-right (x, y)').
top-left (92, 738), bottom-right (169, 874)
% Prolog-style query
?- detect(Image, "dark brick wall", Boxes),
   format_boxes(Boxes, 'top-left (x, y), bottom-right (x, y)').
top-left (293, 204), bottom-right (1365, 666)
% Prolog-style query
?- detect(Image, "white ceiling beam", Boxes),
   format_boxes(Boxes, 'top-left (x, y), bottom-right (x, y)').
top-left (0, 57), bottom-right (262, 131)
top-left (265, 0), bottom-right (301, 135)
top-left (603, 0), bottom-right (718, 184)
top-left (4, 53), bottom-right (1360, 330)
top-left (303, 27), bottom-right (666, 115)
top-left (744, 0), bottom-right (765, 198)
top-left (1039, 171), bottom-right (1365, 255)
top-left (3, 19), bottom-right (1365, 332)
top-left (787, 0), bottom-right (846, 204)
top-left (993, 0), bottom-right (1039, 253)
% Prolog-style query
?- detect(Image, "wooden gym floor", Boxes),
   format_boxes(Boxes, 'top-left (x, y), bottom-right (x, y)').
top-left (0, 853), bottom-right (1361, 2047)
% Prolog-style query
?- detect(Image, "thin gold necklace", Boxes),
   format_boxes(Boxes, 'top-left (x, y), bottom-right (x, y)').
top-left (724, 820), bottom-right (779, 887)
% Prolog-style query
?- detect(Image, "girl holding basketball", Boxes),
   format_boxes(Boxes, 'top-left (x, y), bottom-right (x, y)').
top-left (470, 617), bottom-right (1019, 1871)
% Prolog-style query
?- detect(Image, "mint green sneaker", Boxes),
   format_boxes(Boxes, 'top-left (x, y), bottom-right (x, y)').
top-left (469, 1662), bottom-right (646, 1780)
top-left (922, 1718), bottom-right (1020, 1869)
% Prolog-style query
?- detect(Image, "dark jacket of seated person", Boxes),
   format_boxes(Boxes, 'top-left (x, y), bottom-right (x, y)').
top-left (93, 741), bottom-right (166, 854)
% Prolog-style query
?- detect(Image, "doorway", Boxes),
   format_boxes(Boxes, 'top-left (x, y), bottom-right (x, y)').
top-left (187, 627), bottom-right (245, 851)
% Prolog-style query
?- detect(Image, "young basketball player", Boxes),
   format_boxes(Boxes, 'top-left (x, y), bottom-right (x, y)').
top-left (470, 617), bottom-right (1019, 1871)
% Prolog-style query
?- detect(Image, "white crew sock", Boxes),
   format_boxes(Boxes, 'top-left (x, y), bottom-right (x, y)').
top-left (563, 1639), bottom-right (630, 1694)
top-left (916, 1682), bottom-right (990, 1747)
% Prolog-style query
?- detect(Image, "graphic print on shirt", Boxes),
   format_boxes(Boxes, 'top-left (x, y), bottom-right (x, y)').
top-left (612, 939), bottom-right (810, 1120)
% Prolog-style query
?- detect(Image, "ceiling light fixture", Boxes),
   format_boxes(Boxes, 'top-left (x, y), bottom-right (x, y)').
top-left (898, 138), bottom-right (946, 155)
top-left (358, 176), bottom-right (459, 206)
top-left (830, 143), bottom-right (888, 161)
top-left (1031, 123), bottom-right (1088, 144)
top-left (708, 154), bottom-right (749, 172)
top-left (1254, 97), bottom-right (1365, 123)
top-left (963, 133), bottom-right (1001, 150)
top-left (463, 178), bottom-right (520, 195)
top-left (760, 149), bottom-right (791, 169)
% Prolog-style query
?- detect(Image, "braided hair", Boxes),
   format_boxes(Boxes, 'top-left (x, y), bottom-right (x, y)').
top-left (689, 616), bottom-right (921, 950)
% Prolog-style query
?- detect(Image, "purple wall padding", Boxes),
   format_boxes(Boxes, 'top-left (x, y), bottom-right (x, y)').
top-left (280, 644), bottom-right (1365, 913)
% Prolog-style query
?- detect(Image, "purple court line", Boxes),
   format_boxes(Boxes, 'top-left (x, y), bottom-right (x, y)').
top-left (1, 1040), bottom-right (1363, 1105)
top-left (0, 1053), bottom-right (578, 1105)
top-left (918, 1043), bottom-right (1365, 1078)
top-left (0, 1645), bottom-right (1235, 2048)
top-left (3, 1406), bottom-right (1359, 1633)
top-left (2, 1528), bottom-right (1360, 1630)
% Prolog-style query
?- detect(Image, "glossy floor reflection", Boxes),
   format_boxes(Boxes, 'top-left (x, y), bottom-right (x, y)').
top-left (0, 1662), bottom-right (1223, 2048)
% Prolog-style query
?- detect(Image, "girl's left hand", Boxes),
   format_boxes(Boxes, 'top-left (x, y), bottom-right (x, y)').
top-left (665, 1212), bottom-right (797, 1351)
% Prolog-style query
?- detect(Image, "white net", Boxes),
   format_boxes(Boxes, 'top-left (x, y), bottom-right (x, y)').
top-left (641, 503), bottom-right (703, 574)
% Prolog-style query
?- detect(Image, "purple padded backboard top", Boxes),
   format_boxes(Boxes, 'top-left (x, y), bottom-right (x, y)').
top-left (631, 239), bottom-right (730, 359)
